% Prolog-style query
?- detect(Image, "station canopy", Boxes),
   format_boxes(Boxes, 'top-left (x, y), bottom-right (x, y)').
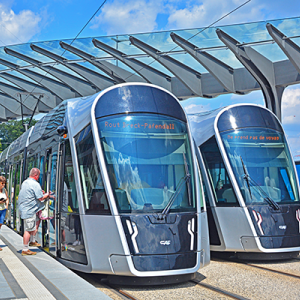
top-left (0, 16), bottom-right (300, 122)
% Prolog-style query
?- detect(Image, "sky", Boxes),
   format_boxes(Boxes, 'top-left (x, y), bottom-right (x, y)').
top-left (0, 0), bottom-right (300, 155)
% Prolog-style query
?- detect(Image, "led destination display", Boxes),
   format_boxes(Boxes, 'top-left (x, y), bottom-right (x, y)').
top-left (104, 121), bottom-right (175, 130)
top-left (225, 132), bottom-right (282, 143)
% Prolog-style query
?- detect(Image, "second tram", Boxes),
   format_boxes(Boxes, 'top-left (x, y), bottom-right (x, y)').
top-left (189, 104), bottom-right (300, 260)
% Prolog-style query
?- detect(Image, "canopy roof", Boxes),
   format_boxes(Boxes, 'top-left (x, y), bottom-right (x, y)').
top-left (0, 16), bottom-right (300, 121)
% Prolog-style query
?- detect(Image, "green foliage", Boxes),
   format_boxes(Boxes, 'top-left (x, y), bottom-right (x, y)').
top-left (0, 118), bottom-right (38, 152)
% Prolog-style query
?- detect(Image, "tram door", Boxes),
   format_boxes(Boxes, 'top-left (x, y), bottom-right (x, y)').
top-left (56, 140), bottom-right (86, 263)
top-left (42, 147), bottom-right (58, 256)
top-left (9, 163), bottom-right (22, 232)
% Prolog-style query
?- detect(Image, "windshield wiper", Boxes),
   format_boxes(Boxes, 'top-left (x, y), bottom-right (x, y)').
top-left (157, 153), bottom-right (191, 220)
top-left (240, 156), bottom-right (280, 210)
top-left (240, 156), bottom-right (252, 200)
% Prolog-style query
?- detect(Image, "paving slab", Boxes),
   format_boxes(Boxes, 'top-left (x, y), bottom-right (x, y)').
top-left (0, 225), bottom-right (111, 300)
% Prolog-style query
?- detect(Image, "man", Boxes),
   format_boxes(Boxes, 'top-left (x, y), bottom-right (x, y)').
top-left (18, 168), bottom-right (49, 256)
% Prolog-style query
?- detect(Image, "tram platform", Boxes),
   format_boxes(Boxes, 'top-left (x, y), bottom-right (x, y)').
top-left (0, 225), bottom-right (111, 300)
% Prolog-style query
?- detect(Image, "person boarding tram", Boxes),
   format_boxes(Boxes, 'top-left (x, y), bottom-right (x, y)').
top-left (18, 168), bottom-right (50, 256)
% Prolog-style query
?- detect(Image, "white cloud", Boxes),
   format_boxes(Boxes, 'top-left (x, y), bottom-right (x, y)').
top-left (166, 0), bottom-right (265, 30)
top-left (91, 0), bottom-right (165, 35)
top-left (0, 4), bottom-right (43, 46)
top-left (282, 87), bottom-right (300, 125)
top-left (91, 0), bottom-right (268, 36)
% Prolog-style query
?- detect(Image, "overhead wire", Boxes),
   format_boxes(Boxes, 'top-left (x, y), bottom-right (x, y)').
top-left (8, 0), bottom-right (107, 124)
top-left (123, 0), bottom-right (251, 81)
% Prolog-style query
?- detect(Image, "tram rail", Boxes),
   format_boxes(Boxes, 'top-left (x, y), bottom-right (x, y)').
top-left (191, 279), bottom-right (250, 300)
top-left (213, 257), bottom-right (300, 280)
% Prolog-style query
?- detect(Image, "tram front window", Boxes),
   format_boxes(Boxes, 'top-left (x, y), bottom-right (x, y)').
top-left (97, 114), bottom-right (196, 214)
top-left (221, 128), bottom-right (299, 205)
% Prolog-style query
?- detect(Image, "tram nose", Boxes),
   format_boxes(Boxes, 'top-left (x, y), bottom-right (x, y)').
top-left (122, 214), bottom-right (197, 255)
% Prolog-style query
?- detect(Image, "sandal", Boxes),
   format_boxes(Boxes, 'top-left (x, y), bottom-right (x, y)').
top-left (0, 247), bottom-right (2, 251)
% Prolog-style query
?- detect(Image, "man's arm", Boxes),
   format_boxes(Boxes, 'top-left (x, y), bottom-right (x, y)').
top-left (38, 193), bottom-right (50, 202)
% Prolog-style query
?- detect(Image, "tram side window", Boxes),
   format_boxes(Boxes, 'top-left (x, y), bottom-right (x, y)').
top-left (75, 125), bottom-right (111, 215)
top-left (26, 155), bottom-right (37, 178)
top-left (39, 156), bottom-right (45, 187)
top-left (200, 137), bottom-right (239, 206)
top-left (63, 141), bottom-right (78, 212)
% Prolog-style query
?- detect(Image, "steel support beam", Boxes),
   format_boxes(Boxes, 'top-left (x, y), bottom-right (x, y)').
top-left (92, 38), bottom-right (172, 91)
top-left (30, 44), bottom-right (114, 91)
top-left (129, 36), bottom-right (205, 97)
top-left (4, 47), bottom-right (97, 97)
top-left (217, 29), bottom-right (284, 120)
top-left (0, 72), bottom-right (56, 111)
top-left (0, 93), bottom-right (20, 119)
top-left (170, 32), bottom-right (258, 95)
top-left (0, 58), bottom-right (76, 102)
top-left (60, 41), bottom-right (145, 83)
top-left (0, 81), bottom-right (38, 112)
top-left (267, 23), bottom-right (300, 75)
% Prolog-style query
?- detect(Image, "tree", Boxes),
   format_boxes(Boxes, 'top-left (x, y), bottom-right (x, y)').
top-left (0, 118), bottom-right (38, 152)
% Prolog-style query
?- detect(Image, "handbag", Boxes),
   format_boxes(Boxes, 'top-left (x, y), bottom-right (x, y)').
top-left (37, 200), bottom-right (54, 220)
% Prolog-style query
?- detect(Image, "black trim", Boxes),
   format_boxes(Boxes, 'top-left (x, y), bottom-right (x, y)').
top-left (217, 105), bottom-right (282, 133)
top-left (95, 85), bottom-right (186, 122)
top-left (107, 272), bottom-right (196, 285)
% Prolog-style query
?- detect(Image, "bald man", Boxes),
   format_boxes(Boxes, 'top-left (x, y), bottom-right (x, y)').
top-left (18, 168), bottom-right (50, 256)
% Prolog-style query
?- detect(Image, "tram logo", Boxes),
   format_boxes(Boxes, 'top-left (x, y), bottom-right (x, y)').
top-left (252, 210), bottom-right (264, 235)
top-left (160, 240), bottom-right (171, 246)
top-left (279, 225), bottom-right (286, 230)
top-left (296, 209), bottom-right (300, 233)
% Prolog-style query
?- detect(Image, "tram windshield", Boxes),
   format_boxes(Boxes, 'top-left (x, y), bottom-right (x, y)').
top-left (97, 114), bottom-right (196, 214)
top-left (220, 128), bottom-right (299, 205)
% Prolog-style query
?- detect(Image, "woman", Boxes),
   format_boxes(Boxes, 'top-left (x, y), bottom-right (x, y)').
top-left (0, 176), bottom-right (8, 251)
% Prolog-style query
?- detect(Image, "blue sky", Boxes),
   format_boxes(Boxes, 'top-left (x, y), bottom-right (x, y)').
top-left (0, 0), bottom-right (300, 155)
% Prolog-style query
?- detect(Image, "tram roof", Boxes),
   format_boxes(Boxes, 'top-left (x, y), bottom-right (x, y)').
top-left (0, 16), bottom-right (300, 121)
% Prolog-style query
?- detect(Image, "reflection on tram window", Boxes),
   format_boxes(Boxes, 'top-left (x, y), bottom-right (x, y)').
top-left (75, 125), bottom-right (110, 215)
top-left (221, 128), bottom-right (300, 205)
top-left (200, 137), bottom-right (239, 206)
top-left (97, 114), bottom-right (196, 214)
top-left (61, 140), bottom-right (87, 264)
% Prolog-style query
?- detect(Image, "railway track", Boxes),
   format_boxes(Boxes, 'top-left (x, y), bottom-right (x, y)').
top-left (213, 257), bottom-right (300, 280)
top-left (190, 278), bottom-right (250, 300)
top-left (77, 256), bottom-right (300, 300)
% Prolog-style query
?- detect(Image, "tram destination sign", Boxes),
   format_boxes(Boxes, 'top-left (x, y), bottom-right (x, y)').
top-left (104, 121), bottom-right (176, 131)
top-left (225, 132), bottom-right (282, 143)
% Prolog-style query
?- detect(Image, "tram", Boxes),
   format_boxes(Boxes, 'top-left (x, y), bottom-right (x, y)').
top-left (0, 83), bottom-right (210, 284)
top-left (188, 104), bottom-right (300, 260)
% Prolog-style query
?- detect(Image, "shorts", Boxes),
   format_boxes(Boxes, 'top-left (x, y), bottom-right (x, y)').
top-left (24, 216), bottom-right (36, 232)
top-left (0, 209), bottom-right (6, 224)
top-left (61, 216), bottom-right (66, 230)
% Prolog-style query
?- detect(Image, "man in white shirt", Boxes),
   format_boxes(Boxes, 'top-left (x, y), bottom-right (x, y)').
top-left (18, 168), bottom-right (50, 256)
